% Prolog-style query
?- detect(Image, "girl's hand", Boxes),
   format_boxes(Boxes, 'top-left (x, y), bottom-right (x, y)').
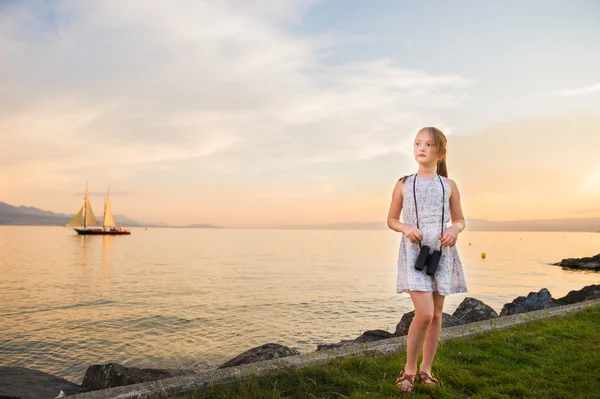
top-left (404, 226), bottom-right (423, 244)
top-left (440, 225), bottom-right (459, 247)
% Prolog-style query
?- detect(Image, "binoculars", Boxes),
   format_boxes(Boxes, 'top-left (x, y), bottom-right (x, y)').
top-left (414, 245), bottom-right (441, 276)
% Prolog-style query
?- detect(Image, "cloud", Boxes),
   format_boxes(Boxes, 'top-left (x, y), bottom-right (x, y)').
top-left (0, 1), bottom-right (471, 174)
top-left (0, 0), bottom-right (476, 225)
top-left (1, 2), bottom-right (595, 225)
top-left (548, 83), bottom-right (600, 97)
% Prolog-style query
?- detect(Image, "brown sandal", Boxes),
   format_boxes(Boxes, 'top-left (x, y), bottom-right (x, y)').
top-left (395, 369), bottom-right (416, 393)
top-left (417, 370), bottom-right (441, 387)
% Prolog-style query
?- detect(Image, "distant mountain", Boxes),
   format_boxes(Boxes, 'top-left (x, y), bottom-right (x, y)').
top-left (3, 201), bottom-right (598, 232)
top-left (271, 218), bottom-right (600, 232)
top-left (0, 201), bottom-right (166, 227)
top-left (182, 223), bottom-right (224, 229)
top-left (110, 214), bottom-right (147, 227)
top-left (0, 202), bottom-right (70, 218)
top-left (465, 218), bottom-right (600, 232)
top-left (272, 221), bottom-right (387, 230)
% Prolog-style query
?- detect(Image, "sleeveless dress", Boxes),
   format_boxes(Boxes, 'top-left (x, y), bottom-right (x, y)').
top-left (396, 174), bottom-right (468, 296)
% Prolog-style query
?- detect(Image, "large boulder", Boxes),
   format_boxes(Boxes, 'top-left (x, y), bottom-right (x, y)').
top-left (394, 311), bottom-right (416, 337)
top-left (499, 288), bottom-right (558, 316)
top-left (316, 329), bottom-right (394, 351)
top-left (554, 254), bottom-right (600, 271)
top-left (353, 329), bottom-right (394, 343)
top-left (81, 363), bottom-right (194, 390)
top-left (0, 366), bottom-right (88, 399)
top-left (554, 284), bottom-right (600, 305)
top-left (218, 343), bottom-right (300, 369)
top-left (394, 311), bottom-right (462, 337)
top-left (452, 297), bottom-right (498, 324)
top-left (316, 340), bottom-right (355, 351)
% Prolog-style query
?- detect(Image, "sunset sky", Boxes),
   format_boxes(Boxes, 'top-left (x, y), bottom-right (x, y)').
top-left (1, 0), bottom-right (599, 228)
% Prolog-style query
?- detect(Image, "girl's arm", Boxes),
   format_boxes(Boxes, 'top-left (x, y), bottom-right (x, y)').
top-left (440, 178), bottom-right (466, 247)
top-left (448, 179), bottom-right (466, 232)
top-left (387, 179), bottom-right (413, 234)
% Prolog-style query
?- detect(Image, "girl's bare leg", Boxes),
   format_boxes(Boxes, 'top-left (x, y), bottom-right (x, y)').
top-left (404, 290), bottom-right (434, 373)
top-left (419, 291), bottom-right (445, 374)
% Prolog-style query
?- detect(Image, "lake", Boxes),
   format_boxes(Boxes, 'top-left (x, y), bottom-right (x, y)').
top-left (0, 226), bottom-right (598, 383)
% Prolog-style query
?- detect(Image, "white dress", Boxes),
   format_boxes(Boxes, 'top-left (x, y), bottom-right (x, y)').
top-left (396, 174), bottom-right (468, 296)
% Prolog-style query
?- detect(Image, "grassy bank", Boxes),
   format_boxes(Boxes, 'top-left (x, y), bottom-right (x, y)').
top-left (189, 305), bottom-right (600, 398)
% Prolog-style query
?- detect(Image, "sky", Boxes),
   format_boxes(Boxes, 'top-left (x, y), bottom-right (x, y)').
top-left (1, 0), bottom-right (599, 228)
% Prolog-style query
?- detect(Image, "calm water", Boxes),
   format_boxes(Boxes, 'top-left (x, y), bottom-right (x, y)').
top-left (0, 226), bottom-right (598, 383)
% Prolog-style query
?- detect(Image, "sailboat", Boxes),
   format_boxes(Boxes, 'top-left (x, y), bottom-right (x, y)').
top-left (66, 183), bottom-right (131, 235)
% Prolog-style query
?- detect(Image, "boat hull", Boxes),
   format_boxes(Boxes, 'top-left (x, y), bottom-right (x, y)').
top-left (74, 228), bottom-right (131, 235)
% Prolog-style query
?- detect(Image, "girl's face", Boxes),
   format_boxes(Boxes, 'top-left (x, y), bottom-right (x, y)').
top-left (413, 129), bottom-right (441, 165)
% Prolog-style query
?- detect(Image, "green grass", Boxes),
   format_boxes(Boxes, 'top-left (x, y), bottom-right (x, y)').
top-left (182, 305), bottom-right (600, 398)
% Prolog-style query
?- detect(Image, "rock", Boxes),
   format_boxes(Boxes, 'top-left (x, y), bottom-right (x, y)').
top-left (394, 311), bottom-right (462, 336)
top-left (452, 297), bottom-right (498, 323)
top-left (217, 343), bottom-right (300, 369)
top-left (316, 329), bottom-right (394, 351)
top-left (316, 340), bottom-right (355, 351)
top-left (441, 313), bottom-right (463, 328)
top-left (81, 363), bottom-right (194, 390)
top-left (554, 284), bottom-right (600, 305)
top-left (394, 311), bottom-right (416, 337)
top-left (554, 253), bottom-right (600, 270)
top-left (353, 329), bottom-right (394, 343)
top-left (587, 290), bottom-right (600, 300)
top-left (0, 366), bottom-right (88, 399)
top-left (499, 288), bottom-right (558, 316)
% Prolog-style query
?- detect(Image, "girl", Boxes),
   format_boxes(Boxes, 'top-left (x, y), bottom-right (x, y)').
top-left (387, 126), bottom-right (468, 393)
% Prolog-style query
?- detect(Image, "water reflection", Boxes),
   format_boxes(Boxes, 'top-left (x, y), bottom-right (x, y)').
top-left (1, 227), bottom-right (598, 383)
top-left (72, 234), bottom-right (90, 267)
top-left (102, 235), bottom-right (112, 265)
top-left (70, 233), bottom-right (116, 266)
top-left (101, 235), bottom-right (112, 294)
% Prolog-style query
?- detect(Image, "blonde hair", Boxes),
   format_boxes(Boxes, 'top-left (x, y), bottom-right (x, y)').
top-left (399, 126), bottom-right (448, 183)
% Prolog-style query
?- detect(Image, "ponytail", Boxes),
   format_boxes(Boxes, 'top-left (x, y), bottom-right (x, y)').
top-left (437, 158), bottom-right (448, 177)
top-left (430, 126), bottom-right (449, 177)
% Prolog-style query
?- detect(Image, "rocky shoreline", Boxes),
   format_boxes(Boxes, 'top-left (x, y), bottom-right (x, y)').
top-left (2, 254), bottom-right (599, 399)
top-left (553, 253), bottom-right (600, 271)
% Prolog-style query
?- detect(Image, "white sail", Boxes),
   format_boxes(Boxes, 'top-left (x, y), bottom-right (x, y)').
top-left (66, 205), bottom-right (84, 226)
top-left (103, 186), bottom-right (117, 228)
top-left (84, 183), bottom-right (98, 226)
top-left (85, 200), bottom-right (98, 226)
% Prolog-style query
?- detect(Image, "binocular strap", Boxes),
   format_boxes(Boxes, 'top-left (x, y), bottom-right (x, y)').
top-left (412, 173), bottom-right (445, 252)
